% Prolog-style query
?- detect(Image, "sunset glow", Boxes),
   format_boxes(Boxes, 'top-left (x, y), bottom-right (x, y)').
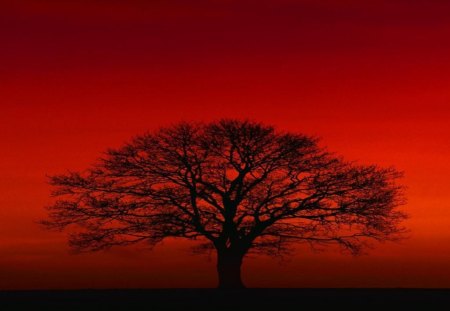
top-left (1, 0), bottom-right (450, 289)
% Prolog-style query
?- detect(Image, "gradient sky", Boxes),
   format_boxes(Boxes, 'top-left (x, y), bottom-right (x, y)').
top-left (1, 0), bottom-right (450, 289)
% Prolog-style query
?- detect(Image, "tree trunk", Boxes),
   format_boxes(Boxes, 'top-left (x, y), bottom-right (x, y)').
top-left (216, 250), bottom-right (245, 289)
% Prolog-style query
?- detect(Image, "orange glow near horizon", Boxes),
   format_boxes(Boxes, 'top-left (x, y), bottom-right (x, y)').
top-left (2, 0), bottom-right (450, 289)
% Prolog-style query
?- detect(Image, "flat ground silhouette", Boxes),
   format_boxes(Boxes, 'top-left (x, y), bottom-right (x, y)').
top-left (1, 289), bottom-right (450, 310)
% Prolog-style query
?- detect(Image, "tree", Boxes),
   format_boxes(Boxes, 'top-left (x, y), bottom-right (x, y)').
top-left (43, 119), bottom-right (406, 289)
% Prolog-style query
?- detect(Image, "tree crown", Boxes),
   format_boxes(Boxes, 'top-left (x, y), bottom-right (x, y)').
top-left (44, 119), bottom-right (406, 256)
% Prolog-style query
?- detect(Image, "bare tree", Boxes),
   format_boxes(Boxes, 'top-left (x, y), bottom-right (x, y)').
top-left (43, 120), bottom-right (406, 288)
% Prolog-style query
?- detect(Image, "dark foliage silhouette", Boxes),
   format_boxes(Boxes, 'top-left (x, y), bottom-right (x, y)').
top-left (43, 120), bottom-right (406, 288)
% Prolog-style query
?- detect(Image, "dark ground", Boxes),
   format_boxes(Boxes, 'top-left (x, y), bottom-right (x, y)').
top-left (1, 289), bottom-right (450, 310)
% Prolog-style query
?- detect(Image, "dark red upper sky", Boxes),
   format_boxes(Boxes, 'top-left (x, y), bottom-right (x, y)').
top-left (1, 0), bottom-right (450, 289)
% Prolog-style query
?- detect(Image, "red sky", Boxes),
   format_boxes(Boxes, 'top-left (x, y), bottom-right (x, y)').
top-left (1, 0), bottom-right (450, 289)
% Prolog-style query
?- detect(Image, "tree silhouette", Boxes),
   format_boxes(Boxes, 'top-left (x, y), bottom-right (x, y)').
top-left (43, 120), bottom-right (406, 288)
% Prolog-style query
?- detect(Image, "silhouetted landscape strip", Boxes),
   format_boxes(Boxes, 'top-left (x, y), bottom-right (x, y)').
top-left (1, 289), bottom-right (450, 310)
